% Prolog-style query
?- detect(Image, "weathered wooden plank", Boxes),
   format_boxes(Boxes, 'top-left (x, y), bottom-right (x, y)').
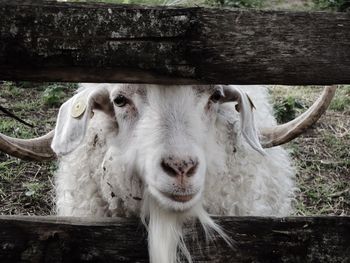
top-left (0, 215), bottom-right (349, 262)
top-left (0, 1), bottom-right (349, 84)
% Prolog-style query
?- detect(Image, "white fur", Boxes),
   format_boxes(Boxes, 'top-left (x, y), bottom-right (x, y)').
top-left (52, 84), bottom-right (295, 262)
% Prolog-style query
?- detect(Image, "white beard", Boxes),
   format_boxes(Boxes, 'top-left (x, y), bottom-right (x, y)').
top-left (141, 192), bottom-right (232, 263)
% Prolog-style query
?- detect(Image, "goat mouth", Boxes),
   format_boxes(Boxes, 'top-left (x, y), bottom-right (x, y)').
top-left (161, 192), bottom-right (195, 203)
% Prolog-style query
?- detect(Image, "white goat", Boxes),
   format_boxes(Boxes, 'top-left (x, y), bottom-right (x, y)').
top-left (53, 84), bottom-right (293, 263)
top-left (0, 84), bottom-right (335, 263)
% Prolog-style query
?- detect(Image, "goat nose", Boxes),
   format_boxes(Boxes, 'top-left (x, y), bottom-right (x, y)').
top-left (161, 157), bottom-right (198, 178)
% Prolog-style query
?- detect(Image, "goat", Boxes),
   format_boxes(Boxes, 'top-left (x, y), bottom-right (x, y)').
top-left (0, 84), bottom-right (336, 263)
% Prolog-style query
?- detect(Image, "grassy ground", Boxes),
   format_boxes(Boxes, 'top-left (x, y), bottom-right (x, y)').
top-left (0, 82), bottom-right (76, 215)
top-left (0, 83), bottom-right (349, 216)
top-left (270, 85), bottom-right (350, 216)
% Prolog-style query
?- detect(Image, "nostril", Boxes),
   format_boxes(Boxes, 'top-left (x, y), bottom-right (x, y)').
top-left (186, 161), bottom-right (198, 177)
top-left (161, 159), bottom-right (178, 177)
top-left (161, 157), bottom-right (199, 178)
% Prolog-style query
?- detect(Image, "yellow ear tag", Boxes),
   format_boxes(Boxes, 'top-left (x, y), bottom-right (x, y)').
top-left (71, 99), bottom-right (87, 118)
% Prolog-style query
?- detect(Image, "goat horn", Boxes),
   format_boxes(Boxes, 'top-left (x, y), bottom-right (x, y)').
top-left (260, 85), bottom-right (337, 148)
top-left (0, 130), bottom-right (56, 161)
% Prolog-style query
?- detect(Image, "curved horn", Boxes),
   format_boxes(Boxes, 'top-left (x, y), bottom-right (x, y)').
top-left (260, 85), bottom-right (337, 148)
top-left (0, 130), bottom-right (56, 161)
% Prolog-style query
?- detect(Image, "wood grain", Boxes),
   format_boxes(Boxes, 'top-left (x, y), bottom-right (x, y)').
top-left (0, 1), bottom-right (349, 84)
top-left (0, 215), bottom-right (349, 262)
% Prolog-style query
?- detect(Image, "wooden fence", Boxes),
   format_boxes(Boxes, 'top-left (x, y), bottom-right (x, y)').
top-left (0, 1), bottom-right (349, 262)
top-left (0, 0), bottom-right (349, 84)
top-left (0, 216), bottom-right (349, 262)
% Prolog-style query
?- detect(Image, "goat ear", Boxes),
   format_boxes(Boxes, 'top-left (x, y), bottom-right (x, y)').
top-left (222, 86), bottom-right (265, 155)
top-left (51, 87), bottom-right (111, 156)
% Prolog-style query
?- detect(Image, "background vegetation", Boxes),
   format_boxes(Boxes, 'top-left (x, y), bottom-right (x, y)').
top-left (0, 0), bottom-right (349, 215)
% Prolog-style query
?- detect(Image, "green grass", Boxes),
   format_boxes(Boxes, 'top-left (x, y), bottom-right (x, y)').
top-left (273, 96), bottom-right (305, 123)
top-left (329, 85), bottom-right (350, 112)
top-left (0, 81), bottom-right (76, 215)
top-left (23, 182), bottom-right (46, 198)
top-left (41, 83), bottom-right (74, 107)
top-left (313, 0), bottom-right (349, 11)
top-left (270, 85), bottom-right (350, 215)
top-left (205, 0), bottom-right (264, 8)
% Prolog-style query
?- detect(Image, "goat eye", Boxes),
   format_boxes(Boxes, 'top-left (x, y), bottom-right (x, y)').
top-left (114, 95), bottom-right (128, 107)
top-left (210, 90), bottom-right (223, 103)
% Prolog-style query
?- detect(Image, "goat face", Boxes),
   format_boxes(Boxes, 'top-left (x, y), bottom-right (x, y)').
top-left (122, 85), bottom-right (219, 212)
top-left (51, 84), bottom-right (262, 214)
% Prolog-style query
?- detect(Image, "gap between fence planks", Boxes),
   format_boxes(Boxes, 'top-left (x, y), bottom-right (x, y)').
top-left (0, 0), bottom-right (349, 84)
top-left (0, 215), bottom-right (349, 262)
